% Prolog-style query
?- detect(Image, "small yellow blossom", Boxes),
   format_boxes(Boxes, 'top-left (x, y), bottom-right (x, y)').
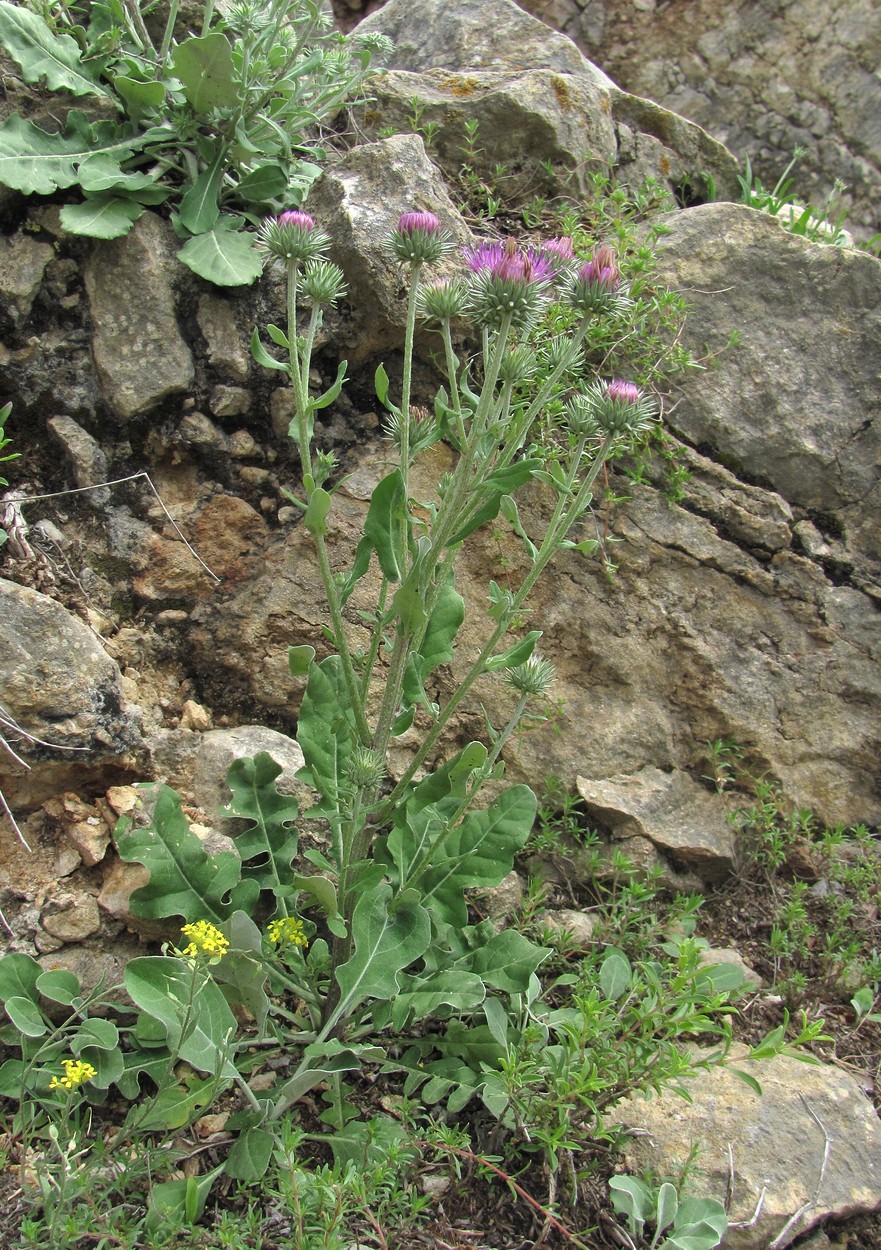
top-left (180, 920), bottom-right (229, 961)
top-left (49, 1058), bottom-right (97, 1090)
top-left (267, 917), bottom-right (309, 949)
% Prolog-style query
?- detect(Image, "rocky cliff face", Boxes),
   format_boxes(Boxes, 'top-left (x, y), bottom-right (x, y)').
top-left (516, 0), bottom-right (881, 244)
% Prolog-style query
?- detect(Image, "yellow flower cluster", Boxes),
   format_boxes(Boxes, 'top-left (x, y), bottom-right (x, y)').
top-left (267, 917), bottom-right (309, 949)
top-left (50, 1058), bottom-right (97, 1090)
top-left (180, 920), bottom-right (229, 960)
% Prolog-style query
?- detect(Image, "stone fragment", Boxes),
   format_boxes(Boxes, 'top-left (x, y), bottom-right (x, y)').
top-left (83, 212), bottom-right (194, 420)
top-left (609, 1045), bottom-right (881, 1249)
top-left (537, 908), bottom-right (599, 945)
top-left (46, 415), bottom-right (110, 507)
top-left (98, 857), bottom-right (166, 939)
top-left (698, 945), bottom-right (763, 990)
top-left (0, 579), bottom-right (141, 808)
top-left (180, 700), bottom-right (212, 732)
top-left (41, 892), bottom-right (101, 942)
top-left (576, 769), bottom-right (735, 880)
top-left (0, 233), bottom-right (54, 327)
top-left (478, 870), bottom-right (524, 922)
top-left (197, 295), bottom-right (250, 382)
top-left (210, 385), bottom-right (251, 419)
top-left (42, 792), bottom-right (112, 867)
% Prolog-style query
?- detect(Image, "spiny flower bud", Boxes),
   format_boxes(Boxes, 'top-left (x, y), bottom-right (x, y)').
top-left (498, 344), bottom-right (538, 384)
top-left (346, 745), bottom-right (386, 789)
top-left (298, 258), bottom-right (347, 307)
top-left (580, 379), bottom-right (657, 438)
top-left (417, 276), bottom-right (469, 322)
top-left (504, 653), bottom-right (557, 697)
top-left (464, 238), bottom-right (554, 330)
top-left (257, 210), bottom-right (331, 265)
top-left (565, 244), bottom-right (628, 315)
top-left (386, 211), bottom-right (456, 264)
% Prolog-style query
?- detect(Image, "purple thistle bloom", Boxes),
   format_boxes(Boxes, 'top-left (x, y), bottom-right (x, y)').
top-left (464, 238), bottom-right (554, 329)
top-left (541, 236), bottom-right (575, 264)
top-left (578, 258), bottom-right (620, 292)
top-left (606, 379), bottom-right (640, 405)
top-left (464, 240), bottom-right (507, 274)
top-left (277, 210), bottom-right (315, 230)
top-left (398, 211), bottom-right (440, 235)
top-left (464, 239), bottom-right (555, 286)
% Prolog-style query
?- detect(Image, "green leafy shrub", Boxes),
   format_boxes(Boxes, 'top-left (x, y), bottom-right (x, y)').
top-left (0, 0), bottom-right (392, 284)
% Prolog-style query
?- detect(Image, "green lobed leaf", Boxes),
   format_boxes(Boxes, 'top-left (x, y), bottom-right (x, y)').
top-left (303, 486), bottom-right (332, 536)
top-left (447, 458), bottom-right (544, 545)
top-left (172, 34), bottom-right (240, 114)
top-left (4, 996), bottom-right (47, 1038)
top-left (412, 785), bottom-right (537, 925)
top-left (333, 884), bottom-right (431, 1021)
top-left (609, 1175), bottom-right (650, 1238)
top-left (35, 968), bottom-right (81, 1006)
top-left (177, 154), bottom-right (223, 235)
top-left (0, 2), bottom-right (110, 99)
top-left (0, 953), bottom-right (41, 1004)
top-left (389, 970), bottom-right (486, 1031)
top-left (178, 222), bottom-right (263, 286)
top-left (599, 947), bottom-right (633, 1000)
top-left (251, 326), bottom-right (289, 371)
top-left (114, 783), bottom-right (245, 925)
top-left (401, 573), bottom-right (464, 708)
top-left (60, 194), bottom-right (145, 238)
top-left (125, 956), bottom-right (239, 1078)
top-left (235, 163), bottom-right (288, 205)
top-left (483, 629), bottom-right (542, 673)
top-left (113, 74), bottom-right (166, 120)
top-left (146, 1164), bottom-right (224, 1234)
top-left (77, 153), bottom-right (160, 193)
top-left (468, 929), bottom-right (549, 994)
top-left (0, 112), bottom-right (144, 196)
top-left (363, 469), bottom-right (407, 582)
top-left (296, 655), bottom-right (358, 812)
top-left (220, 754), bottom-right (300, 913)
top-left (225, 1127), bottom-right (275, 1181)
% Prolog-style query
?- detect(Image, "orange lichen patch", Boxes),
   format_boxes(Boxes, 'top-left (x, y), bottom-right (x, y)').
top-left (659, 154), bottom-right (672, 175)
top-left (445, 76), bottom-right (479, 98)
top-left (600, 95), bottom-right (611, 115)
top-left (551, 74), bottom-right (573, 111)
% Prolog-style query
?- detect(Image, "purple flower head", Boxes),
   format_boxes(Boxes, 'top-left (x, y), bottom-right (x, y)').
top-left (577, 378), bottom-right (656, 438)
top-left (541, 236), bottom-right (576, 269)
top-left (566, 244), bottom-right (626, 314)
top-left (606, 379), bottom-right (640, 405)
top-left (277, 210), bottom-right (315, 230)
top-left (398, 211), bottom-right (440, 236)
top-left (257, 211), bottom-right (329, 266)
top-left (464, 238), bottom-right (554, 329)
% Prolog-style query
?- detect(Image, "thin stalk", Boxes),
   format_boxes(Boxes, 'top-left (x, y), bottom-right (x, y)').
top-left (398, 260), bottom-right (423, 486)
top-left (157, 0), bottom-right (180, 67)
top-left (440, 321), bottom-right (467, 447)
top-left (374, 432), bottom-right (615, 820)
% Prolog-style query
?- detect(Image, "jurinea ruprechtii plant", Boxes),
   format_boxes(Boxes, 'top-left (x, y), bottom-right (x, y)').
top-left (0, 212), bottom-right (830, 1231)
top-left (0, 0), bottom-right (392, 285)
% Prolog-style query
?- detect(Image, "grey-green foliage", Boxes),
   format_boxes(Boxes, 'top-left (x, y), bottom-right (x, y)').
top-left (0, 0), bottom-right (392, 284)
top-left (609, 1175), bottom-right (728, 1250)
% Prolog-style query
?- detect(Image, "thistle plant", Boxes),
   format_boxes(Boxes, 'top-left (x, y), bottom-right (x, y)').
top-left (244, 209), bottom-right (658, 1111)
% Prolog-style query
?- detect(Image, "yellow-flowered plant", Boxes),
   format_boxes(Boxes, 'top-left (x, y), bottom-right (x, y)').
top-left (267, 917), bottom-right (309, 949)
top-left (49, 1058), bottom-right (97, 1091)
top-left (180, 920), bottom-right (229, 962)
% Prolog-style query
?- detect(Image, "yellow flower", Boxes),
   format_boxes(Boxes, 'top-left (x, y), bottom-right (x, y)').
top-left (49, 1058), bottom-right (97, 1090)
top-left (180, 920), bottom-right (229, 961)
top-left (267, 917), bottom-right (309, 949)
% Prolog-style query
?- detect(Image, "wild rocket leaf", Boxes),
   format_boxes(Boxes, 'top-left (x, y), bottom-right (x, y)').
top-left (344, 469), bottom-right (408, 596)
top-left (114, 783), bottom-right (253, 925)
top-left (333, 884), bottom-right (431, 1021)
top-left (0, 2), bottom-right (111, 100)
top-left (60, 194), bottom-right (145, 239)
top-left (172, 33), bottom-right (240, 114)
top-left (0, 112), bottom-right (145, 196)
top-left (177, 220), bottom-right (263, 286)
top-left (414, 785), bottom-right (537, 925)
top-left (296, 655), bottom-right (358, 811)
top-left (220, 753), bottom-right (300, 914)
top-left (177, 154), bottom-right (224, 235)
top-left (401, 572), bottom-right (464, 709)
top-left (125, 956), bottom-right (239, 1077)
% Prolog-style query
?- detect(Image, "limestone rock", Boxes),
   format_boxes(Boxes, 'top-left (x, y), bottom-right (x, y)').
top-left (651, 203), bottom-right (881, 585)
top-left (0, 232), bottom-right (54, 328)
top-left (610, 1045), bottom-right (881, 1249)
top-left (46, 415), bottom-right (110, 507)
top-left (305, 134), bottom-right (472, 360)
top-left (576, 769), bottom-right (735, 881)
top-left (0, 579), bottom-right (142, 808)
top-left (40, 891), bottom-right (102, 943)
top-left (355, 0), bottom-right (741, 200)
top-left (518, 0), bottom-right (881, 242)
top-left (196, 295), bottom-right (251, 383)
top-left (83, 212), bottom-right (195, 420)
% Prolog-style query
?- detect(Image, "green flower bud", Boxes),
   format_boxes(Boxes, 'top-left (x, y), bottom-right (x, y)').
top-left (504, 654), bottom-right (556, 697)
top-left (299, 259), bottom-right (347, 307)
